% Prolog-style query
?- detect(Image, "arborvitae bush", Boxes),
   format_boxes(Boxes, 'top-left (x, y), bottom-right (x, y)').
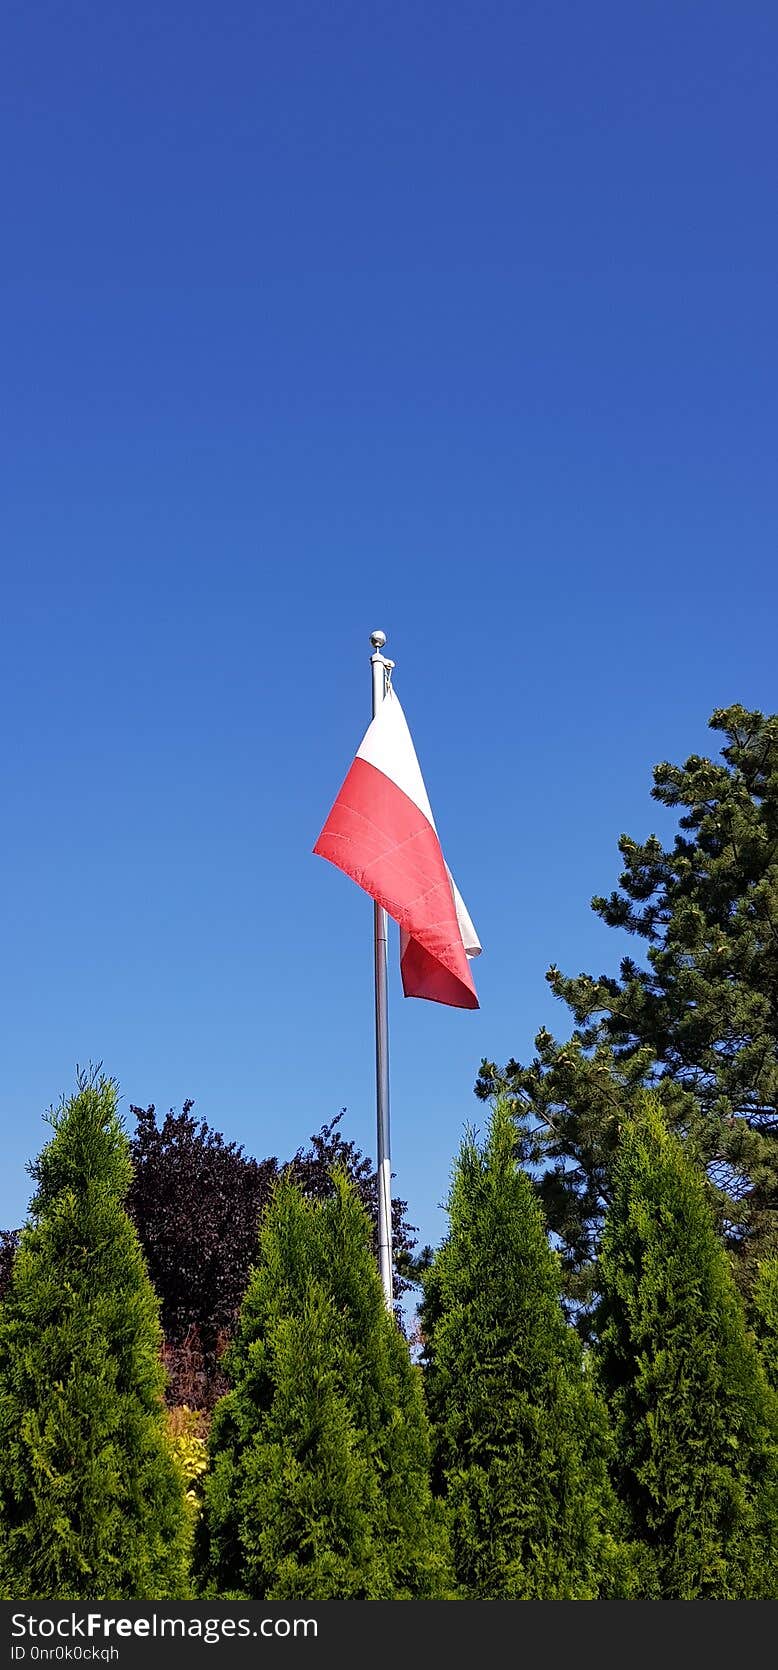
top-left (596, 1095), bottom-right (778, 1599)
top-left (0, 1232), bottom-right (20, 1301)
top-left (0, 1071), bottom-right (190, 1600)
top-left (420, 1099), bottom-right (627, 1599)
top-left (752, 1259), bottom-right (778, 1394)
top-left (195, 1171), bottom-right (449, 1599)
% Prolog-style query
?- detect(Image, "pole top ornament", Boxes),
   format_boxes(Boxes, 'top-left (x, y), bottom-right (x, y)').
top-left (370, 629), bottom-right (387, 652)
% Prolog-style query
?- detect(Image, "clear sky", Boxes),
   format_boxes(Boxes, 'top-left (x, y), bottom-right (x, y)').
top-left (2, 1), bottom-right (777, 1263)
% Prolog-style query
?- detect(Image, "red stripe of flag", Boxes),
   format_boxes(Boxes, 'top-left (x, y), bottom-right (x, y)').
top-left (314, 756), bottom-right (478, 1009)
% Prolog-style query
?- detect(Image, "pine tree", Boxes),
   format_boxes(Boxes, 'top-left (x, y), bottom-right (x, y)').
top-left (195, 1171), bottom-right (448, 1599)
top-left (0, 1071), bottom-right (190, 1601)
top-left (477, 704), bottom-right (778, 1316)
top-left (596, 1095), bottom-right (778, 1599)
top-left (420, 1100), bottom-right (626, 1599)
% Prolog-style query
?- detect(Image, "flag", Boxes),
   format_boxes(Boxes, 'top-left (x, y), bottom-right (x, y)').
top-left (314, 685), bottom-right (481, 1008)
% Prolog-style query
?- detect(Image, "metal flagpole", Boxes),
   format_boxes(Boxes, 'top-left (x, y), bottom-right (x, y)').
top-left (370, 629), bottom-right (394, 1308)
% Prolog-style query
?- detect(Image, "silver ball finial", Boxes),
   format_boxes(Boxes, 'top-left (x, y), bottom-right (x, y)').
top-left (370, 629), bottom-right (387, 651)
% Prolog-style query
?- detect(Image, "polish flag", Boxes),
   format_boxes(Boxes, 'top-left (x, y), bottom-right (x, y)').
top-left (314, 686), bottom-right (481, 1008)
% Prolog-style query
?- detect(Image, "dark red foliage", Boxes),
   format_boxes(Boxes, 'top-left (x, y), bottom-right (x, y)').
top-left (127, 1100), bottom-right (278, 1356)
top-left (161, 1324), bottom-right (231, 1411)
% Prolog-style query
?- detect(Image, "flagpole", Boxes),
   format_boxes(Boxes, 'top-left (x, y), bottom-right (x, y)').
top-left (370, 629), bottom-right (394, 1308)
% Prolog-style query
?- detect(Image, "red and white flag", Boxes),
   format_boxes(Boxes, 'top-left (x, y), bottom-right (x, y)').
top-left (314, 686), bottom-right (481, 1009)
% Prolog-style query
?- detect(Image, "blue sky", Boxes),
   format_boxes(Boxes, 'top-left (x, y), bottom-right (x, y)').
top-left (2, 1), bottom-right (777, 1265)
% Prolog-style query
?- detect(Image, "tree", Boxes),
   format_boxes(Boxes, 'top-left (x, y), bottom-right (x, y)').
top-left (0, 1231), bottom-right (19, 1300)
top-left (478, 704), bottom-right (778, 1312)
top-left (286, 1112), bottom-right (419, 1297)
top-left (752, 1258), bottom-right (778, 1393)
top-left (127, 1103), bottom-right (417, 1405)
top-left (595, 1095), bottom-right (778, 1599)
top-left (127, 1100), bottom-right (278, 1403)
top-left (0, 1071), bottom-right (189, 1600)
top-left (420, 1099), bottom-right (627, 1599)
top-left (195, 1171), bottom-right (448, 1600)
